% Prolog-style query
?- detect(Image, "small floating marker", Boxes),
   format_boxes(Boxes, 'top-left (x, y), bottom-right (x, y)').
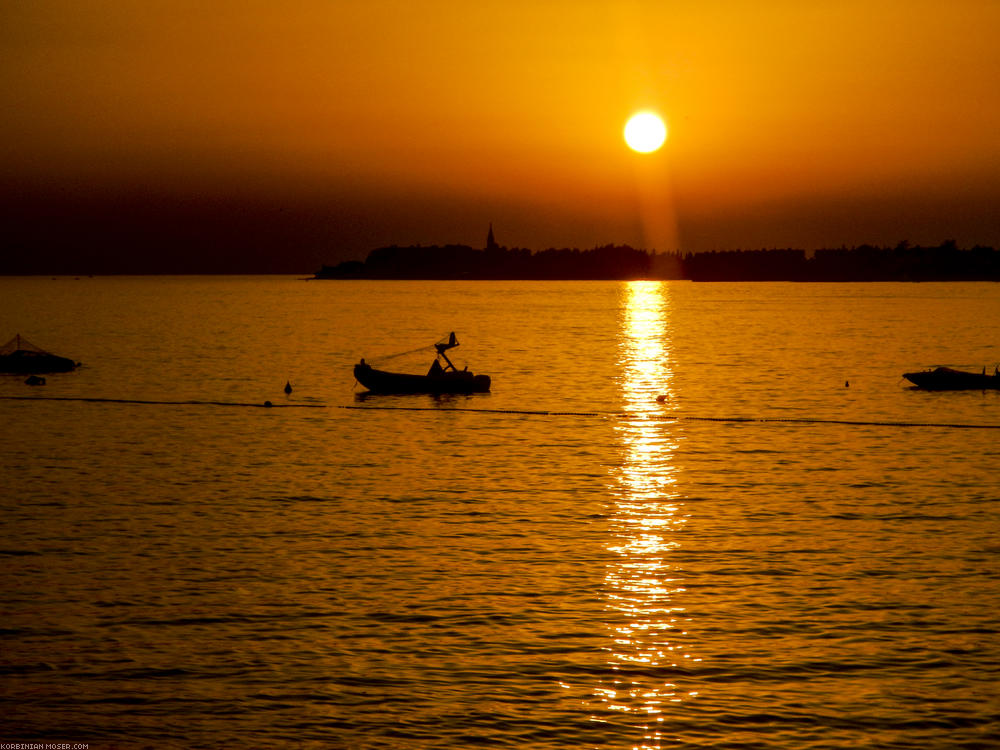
top-left (845, 381), bottom-right (850, 388)
top-left (655, 394), bottom-right (667, 403)
top-left (284, 381), bottom-right (292, 394)
top-left (264, 400), bottom-right (273, 408)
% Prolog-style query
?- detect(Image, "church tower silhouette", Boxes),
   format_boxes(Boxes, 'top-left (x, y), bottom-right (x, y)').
top-left (486, 223), bottom-right (499, 251)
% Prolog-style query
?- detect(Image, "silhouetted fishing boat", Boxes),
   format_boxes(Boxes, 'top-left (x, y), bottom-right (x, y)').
top-left (354, 332), bottom-right (491, 394)
top-left (0, 334), bottom-right (79, 373)
top-left (903, 366), bottom-right (1000, 391)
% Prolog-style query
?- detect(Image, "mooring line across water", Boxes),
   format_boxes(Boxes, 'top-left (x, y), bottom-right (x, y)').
top-left (0, 395), bottom-right (325, 408)
top-left (339, 404), bottom-right (1000, 430)
top-left (3, 395), bottom-right (997, 429)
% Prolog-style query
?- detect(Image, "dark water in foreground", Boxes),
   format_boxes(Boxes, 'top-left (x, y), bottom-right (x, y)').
top-left (1, 278), bottom-right (999, 749)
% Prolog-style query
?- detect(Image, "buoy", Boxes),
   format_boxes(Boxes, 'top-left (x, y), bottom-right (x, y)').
top-left (655, 394), bottom-right (667, 403)
top-left (284, 381), bottom-right (292, 394)
top-left (845, 381), bottom-right (849, 388)
top-left (264, 400), bottom-right (273, 408)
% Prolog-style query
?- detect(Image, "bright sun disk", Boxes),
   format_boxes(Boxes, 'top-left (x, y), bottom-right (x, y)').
top-left (624, 112), bottom-right (667, 153)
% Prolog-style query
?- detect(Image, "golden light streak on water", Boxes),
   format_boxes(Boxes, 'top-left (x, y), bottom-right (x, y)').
top-left (591, 281), bottom-right (695, 749)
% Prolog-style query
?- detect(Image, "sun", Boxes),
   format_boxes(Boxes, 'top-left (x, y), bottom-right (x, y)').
top-left (624, 112), bottom-right (667, 153)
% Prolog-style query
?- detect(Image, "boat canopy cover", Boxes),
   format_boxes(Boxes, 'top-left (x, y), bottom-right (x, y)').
top-left (0, 334), bottom-right (79, 372)
top-left (0, 334), bottom-right (51, 356)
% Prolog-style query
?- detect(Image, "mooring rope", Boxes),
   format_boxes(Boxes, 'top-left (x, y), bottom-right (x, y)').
top-left (2, 395), bottom-right (997, 429)
top-left (365, 343), bottom-right (435, 365)
top-left (0, 395), bottom-right (324, 408)
top-left (363, 333), bottom-right (463, 365)
top-left (338, 404), bottom-right (1000, 430)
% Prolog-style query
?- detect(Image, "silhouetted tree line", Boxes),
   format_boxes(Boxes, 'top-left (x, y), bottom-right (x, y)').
top-left (315, 241), bottom-right (1000, 281)
top-left (684, 241), bottom-right (1000, 281)
top-left (316, 243), bottom-right (657, 280)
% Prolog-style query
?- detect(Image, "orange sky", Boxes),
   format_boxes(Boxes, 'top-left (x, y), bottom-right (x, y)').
top-left (2, 0), bottom-right (999, 272)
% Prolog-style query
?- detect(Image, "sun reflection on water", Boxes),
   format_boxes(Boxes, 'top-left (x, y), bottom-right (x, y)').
top-left (591, 281), bottom-right (696, 748)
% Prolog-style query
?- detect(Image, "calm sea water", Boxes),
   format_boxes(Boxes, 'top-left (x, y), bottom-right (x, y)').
top-left (1, 277), bottom-right (999, 749)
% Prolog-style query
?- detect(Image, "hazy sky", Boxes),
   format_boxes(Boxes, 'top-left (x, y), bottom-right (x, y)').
top-left (2, 0), bottom-right (999, 272)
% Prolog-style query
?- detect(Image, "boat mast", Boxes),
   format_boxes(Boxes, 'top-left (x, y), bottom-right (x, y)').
top-left (435, 332), bottom-right (460, 371)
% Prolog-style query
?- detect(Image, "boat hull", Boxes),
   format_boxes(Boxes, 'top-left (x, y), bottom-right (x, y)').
top-left (354, 363), bottom-right (490, 394)
top-left (0, 352), bottom-right (78, 373)
top-left (903, 367), bottom-right (1000, 391)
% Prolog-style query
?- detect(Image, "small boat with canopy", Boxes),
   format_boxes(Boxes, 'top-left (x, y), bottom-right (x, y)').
top-left (354, 332), bottom-right (491, 394)
top-left (0, 334), bottom-right (79, 373)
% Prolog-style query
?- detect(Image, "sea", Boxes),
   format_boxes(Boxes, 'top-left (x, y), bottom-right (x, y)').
top-left (1, 277), bottom-right (999, 750)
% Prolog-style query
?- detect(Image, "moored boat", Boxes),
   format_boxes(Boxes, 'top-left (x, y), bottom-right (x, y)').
top-left (903, 366), bottom-right (1000, 391)
top-left (354, 332), bottom-right (491, 394)
top-left (0, 334), bottom-right (79, 373)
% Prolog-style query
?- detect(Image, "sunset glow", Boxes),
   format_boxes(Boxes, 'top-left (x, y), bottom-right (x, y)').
top-left (1, 1), bottom-right (999, 272)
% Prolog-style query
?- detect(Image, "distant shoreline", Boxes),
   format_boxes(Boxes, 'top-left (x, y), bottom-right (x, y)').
top-left (314, 241), bottom-right (1000, 282)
